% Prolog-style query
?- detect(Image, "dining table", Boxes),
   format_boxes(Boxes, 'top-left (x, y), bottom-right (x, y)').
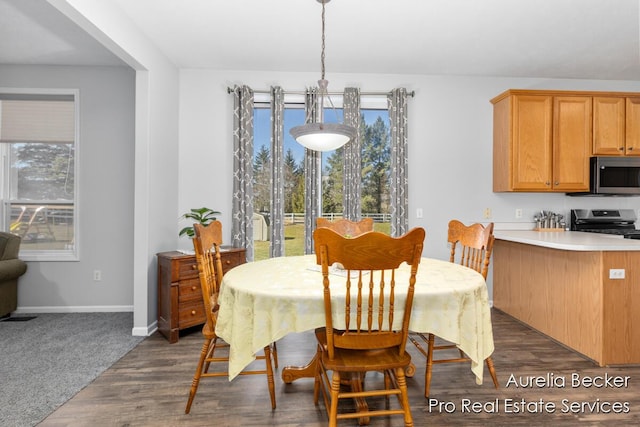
top-left (215, 254), bottom-right (495, 386)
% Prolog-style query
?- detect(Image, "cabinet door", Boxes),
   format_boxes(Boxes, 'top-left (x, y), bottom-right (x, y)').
top-left (511, 95), bottom-right (553, 190)
top-left (593, 97), bottom-right (625, 155)
top-left (552, 96), bottom-right (591, 191)
top-left (626, 98), bottom-right (640, 156)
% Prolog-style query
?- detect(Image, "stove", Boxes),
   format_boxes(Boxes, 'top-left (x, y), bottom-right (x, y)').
top-left (570, 209), bottom-right (640, 239)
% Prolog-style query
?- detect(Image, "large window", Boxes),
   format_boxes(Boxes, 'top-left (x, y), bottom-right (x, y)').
top-left (0, 91), bottom-right (78, 261)
top-left (252, 94), bottom-right (390, 260)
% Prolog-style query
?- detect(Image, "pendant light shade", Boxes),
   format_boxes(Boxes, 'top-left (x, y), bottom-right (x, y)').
top-left (290, 0), bottom-right (356, 152)
top-left (290, 123), bottom-right (355, 152)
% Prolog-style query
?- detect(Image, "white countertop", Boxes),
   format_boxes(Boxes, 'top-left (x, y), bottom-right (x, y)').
top-left (494, 230), bottom-right (640, 251)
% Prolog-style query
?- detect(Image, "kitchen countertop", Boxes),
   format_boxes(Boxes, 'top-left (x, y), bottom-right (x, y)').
top-left (494, 230), bottom-right (640, 251)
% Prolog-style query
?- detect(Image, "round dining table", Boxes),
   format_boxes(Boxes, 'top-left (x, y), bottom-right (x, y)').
top-left (215, 254), bottom-right (494, 385)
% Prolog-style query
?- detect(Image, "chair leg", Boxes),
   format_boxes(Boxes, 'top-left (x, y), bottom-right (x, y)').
top-left (486, 356), bottom-right (499, 388)
top-left (203, 337), bottom-right (218, 373)
top-left (395, 367), bottom-right (414, 427)
top-left (263, 345), bottom-right (277, 410)
top-left (329, 371), bottom-right (341, 427)
top-left (424, 333), bottom-right (435, 398)
top-left (313, 347), bottom-right (321, 405)
top-left (185, 338), bottom-right (212, 414)
top-left (271, 341), bottom-right (278, 369)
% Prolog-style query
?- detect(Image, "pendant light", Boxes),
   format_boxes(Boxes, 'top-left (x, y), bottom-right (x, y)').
top-left (290, 0), bottom-right (356, 152)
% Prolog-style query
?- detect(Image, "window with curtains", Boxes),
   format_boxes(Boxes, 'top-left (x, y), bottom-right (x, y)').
top-left (251, 94), bottom-right (390, 261)
top-left (232, 85), bottom-right (408, 262)
top-left (0, 91), bottom-right (78, 261)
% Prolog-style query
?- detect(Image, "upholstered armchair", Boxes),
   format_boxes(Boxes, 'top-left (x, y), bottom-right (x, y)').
top-left (0, 232), bottom-right (28, 318)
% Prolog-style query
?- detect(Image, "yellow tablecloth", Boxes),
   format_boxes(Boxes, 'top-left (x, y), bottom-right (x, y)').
top-left (215, 255), bottom-right (494, 382)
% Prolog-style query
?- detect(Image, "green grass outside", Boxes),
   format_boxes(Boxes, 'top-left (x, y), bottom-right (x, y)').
top-left (254, 222), bottom-right (391, 261)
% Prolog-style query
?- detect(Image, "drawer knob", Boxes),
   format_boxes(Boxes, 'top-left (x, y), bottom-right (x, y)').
top-left (225, 260), bottom-right (231, 265)
top-left (191, 265), bottom-right (197, 270)
top-left (191, 310), bottom-right (196, 316)
top-left (191, 285), bottom-right (197, 291)
top-left (629, 147), bottom-right (634, 151)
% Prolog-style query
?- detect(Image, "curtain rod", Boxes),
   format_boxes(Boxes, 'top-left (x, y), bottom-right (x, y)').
top-left (226, 87), bottom-right (415, 97)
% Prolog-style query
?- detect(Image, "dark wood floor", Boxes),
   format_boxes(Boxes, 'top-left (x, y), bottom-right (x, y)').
top-left (40, 309), bottom-right (640, 426)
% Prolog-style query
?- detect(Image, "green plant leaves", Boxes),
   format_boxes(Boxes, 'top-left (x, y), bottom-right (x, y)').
top-left (179, 207), bottom-right (221, 238)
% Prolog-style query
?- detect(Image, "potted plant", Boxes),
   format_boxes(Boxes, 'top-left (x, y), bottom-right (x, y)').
top-left (178, 207), bottom-right (221, 238)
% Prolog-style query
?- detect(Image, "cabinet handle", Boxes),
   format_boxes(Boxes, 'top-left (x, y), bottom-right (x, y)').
top-left (619, 147), bottom-right (624, 151)
top-left (545, 181), bottom-right (550, 186)
top-left (191, 310), bottom-right (196, 316)
top-left (629, 147), bottom-right (634, 151)
top-left (554, 181), bottom-right (559, 186)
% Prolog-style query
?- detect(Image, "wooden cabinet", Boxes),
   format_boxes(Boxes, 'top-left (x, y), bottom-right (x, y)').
top-left (493, 240), bottom-right (640, 366)
top-left (593, 96), bottom-right (640, 156)
top-left (552, 96), bottom-right (592, 191)
top-left (157, 248), bottom-right (246, 343)
top-left (492, 90), bottom-right (590, 192)
top-left (625, 98), bottom-right (640, 156)
top-left (593, 96), bottom-right (626, 155)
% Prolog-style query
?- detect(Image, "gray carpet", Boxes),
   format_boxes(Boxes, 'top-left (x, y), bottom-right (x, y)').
top-left (0, 312), bottom-right (145, 427)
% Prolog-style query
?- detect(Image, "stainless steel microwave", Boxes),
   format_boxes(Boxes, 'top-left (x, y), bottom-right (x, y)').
top-left (587, 156), bottom-right (640, 195)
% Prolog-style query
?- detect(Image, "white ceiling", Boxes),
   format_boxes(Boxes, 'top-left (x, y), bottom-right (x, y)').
top-left (1, 0), bottom-right (639, 80)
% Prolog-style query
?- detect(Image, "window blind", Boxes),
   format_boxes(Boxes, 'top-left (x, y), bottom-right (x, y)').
top-left (0, 97), bottom-right (75, 143)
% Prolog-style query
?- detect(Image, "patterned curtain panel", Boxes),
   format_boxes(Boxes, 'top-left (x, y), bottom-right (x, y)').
top-left (270, 87), bottom-right (285, 257)
top-left (231, 85), bottom-right (255, 260)
top-left (388, 88), bottom-right (409, 237)
top-left (304, 88), bottom-right (321, 254)
top-left (342, 87), bottom-right (362, 221)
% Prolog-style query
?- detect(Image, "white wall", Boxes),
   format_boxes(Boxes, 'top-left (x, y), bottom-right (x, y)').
top-left (51, 0), bottom-right (181, 335)
top-left (179, 70), bottom-right (640, 297)
top-left (0, 64), bottom-right (136, 310)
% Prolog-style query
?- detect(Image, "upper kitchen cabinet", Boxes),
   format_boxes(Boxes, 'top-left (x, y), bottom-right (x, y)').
top-left (625, 98), bottom-right (640, 156)
top-left (593, 96), bottom-right (640, 156)
top-left (491, 90), bottom-right (591, 192)
top-left (593, 97), bottom-right (625, 155)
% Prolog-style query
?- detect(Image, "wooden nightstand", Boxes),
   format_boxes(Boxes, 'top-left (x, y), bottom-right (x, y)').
top-left (156, 247), bottom-right (246, 343)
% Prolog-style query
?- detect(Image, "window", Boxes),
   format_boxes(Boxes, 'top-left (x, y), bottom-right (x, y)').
top-left (0, 91), bottom-right (78, 261)
top-left (252, 93), bottom-right (391, 260)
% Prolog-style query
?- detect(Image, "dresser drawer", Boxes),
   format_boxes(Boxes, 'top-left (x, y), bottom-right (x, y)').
top-left (178, 277), bottom-right (202, 303)
top-left (221, 250), bottom-right (245, 273)
top-left (178, 258), bottom-right (199, 279)
top-left (178, 300), bottom-right (206, 328)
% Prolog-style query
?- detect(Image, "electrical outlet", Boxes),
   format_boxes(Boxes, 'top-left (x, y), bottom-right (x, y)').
top-left (609, 269), bottom-right (625, 279)
top-left (93, 270), bottom-right (102, 281)
top-left (515, 208), bottom-right (523, 219)
top-left (483, 208), bottom-right (492, 219)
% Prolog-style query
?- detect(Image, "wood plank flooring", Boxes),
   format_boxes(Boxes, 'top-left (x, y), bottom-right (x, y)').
top-left (40, 309), bottom-right (640, 426)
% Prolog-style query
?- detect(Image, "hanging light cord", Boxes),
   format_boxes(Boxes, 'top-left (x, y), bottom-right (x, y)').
top-left (320, 0), bottom-right (326, 81)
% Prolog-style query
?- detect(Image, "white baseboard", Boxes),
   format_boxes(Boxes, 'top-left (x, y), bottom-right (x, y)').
top-left (134, 320), bottom-right (158, 337)
top-left (16, 305), bottom-right (134, 313)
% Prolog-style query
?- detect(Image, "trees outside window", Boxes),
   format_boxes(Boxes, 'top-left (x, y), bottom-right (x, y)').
top-left (252, 101), bottom-right (390, 260)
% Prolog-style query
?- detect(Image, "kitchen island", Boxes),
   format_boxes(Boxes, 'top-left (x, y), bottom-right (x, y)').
top-left (493, 230), bottom-right (640, 366)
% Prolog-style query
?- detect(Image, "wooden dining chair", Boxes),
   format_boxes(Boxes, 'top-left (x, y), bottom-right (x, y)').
top-left (316, 217), bottom-right (374, 237)
top-left (185, 221), bottom-right (276, 413)
top-left (409, 220), bottom-right (499, 398)
top-left (313, 227), bottom-right (425, 427)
